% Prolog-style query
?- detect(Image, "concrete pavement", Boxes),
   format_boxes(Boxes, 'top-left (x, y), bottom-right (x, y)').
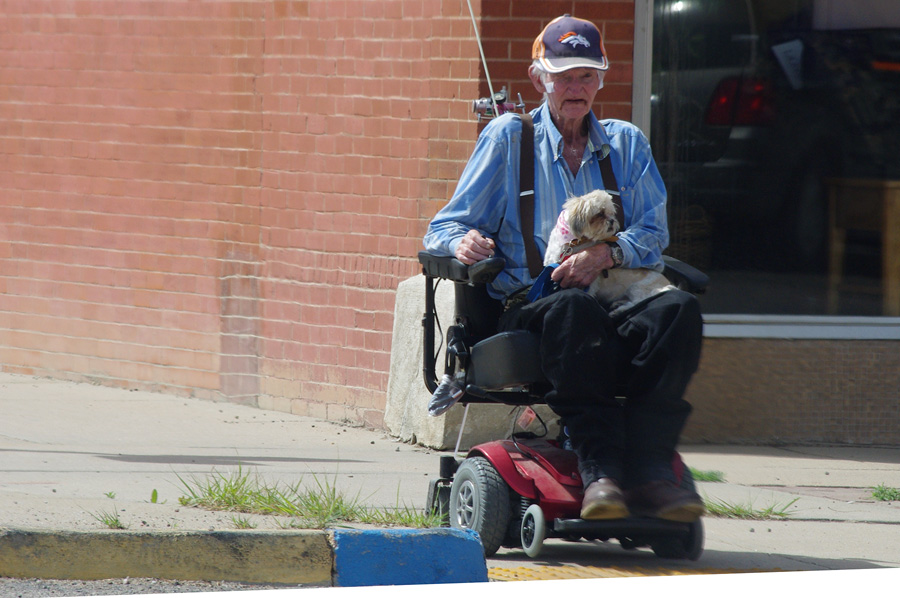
top-left (1, 372), bottom-right (899, 586)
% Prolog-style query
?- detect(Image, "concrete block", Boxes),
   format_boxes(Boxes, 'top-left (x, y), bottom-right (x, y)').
top-left (385, 274), bottom-right (559, 450)
top-left (331, 528), bottom-right (488, 587)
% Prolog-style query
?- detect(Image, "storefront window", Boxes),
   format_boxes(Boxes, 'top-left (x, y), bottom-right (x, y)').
top-left (651, 0), bottom-right (900, 316)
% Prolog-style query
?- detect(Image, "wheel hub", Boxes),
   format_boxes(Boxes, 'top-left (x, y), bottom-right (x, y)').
top-left (455, 479), bottom-right (477, 528)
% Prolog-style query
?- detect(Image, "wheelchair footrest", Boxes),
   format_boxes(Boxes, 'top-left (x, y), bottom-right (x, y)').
top-left (552, 517), bottom-right (691, 538)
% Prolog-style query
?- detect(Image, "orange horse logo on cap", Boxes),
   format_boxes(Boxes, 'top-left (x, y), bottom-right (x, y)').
top-left (558, 32), bottom-right (591, 48)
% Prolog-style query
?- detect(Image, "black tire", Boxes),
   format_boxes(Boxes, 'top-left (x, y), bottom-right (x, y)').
top-left (503, 493), bottom-right (525, 548)
top-left (684, 518), bottom-right (704, 561)
top-left (780, 147), bottom-right (832, 272)
top-left (651, 519), bottom-right (704, 560)
top-left (425, 479), bottom-right (451, 526)
top-left (449, 456), bottom-right (511, 557)
top-left (679, 468), bottom-right (704, 560)
top-left (651, 468), bottom-right (705, 560)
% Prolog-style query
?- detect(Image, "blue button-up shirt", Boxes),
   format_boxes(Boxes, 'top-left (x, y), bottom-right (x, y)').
top-left (424, 102), bottom-right (669, 301)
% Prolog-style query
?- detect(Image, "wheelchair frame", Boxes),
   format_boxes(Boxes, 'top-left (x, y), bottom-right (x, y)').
top-left (419, 250), bottom-right (709, 559)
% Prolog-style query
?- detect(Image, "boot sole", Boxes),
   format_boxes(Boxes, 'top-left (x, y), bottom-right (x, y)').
top-left (654, 502), bottom-right (705, 523)
top-left (580, 501), bottom-right (630, 520)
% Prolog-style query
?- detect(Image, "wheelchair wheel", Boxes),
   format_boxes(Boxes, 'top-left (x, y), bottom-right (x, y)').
top-left (449, 456), bottom-right (511, 557)
top-left (425, 479), bottom-right (451, 526)
top-left (520, 504), bottom-right (547, 558)
top-left (650, 518), bottom-right (704, 560)
top-left (651, 468), bottom-right (705, 560)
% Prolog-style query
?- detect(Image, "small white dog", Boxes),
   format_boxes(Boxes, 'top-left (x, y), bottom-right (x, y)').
top-left (544, 189), bottom-right (674, 316)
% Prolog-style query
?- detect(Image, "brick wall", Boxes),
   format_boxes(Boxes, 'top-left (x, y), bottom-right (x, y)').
top-left (0, 1), bottom-right (635, 427)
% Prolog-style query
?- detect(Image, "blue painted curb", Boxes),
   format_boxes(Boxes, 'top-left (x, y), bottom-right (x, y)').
top-left (331, 528), bottom-right (488, 587)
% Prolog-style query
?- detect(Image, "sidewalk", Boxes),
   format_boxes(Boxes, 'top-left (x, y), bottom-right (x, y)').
top-left (1, 372), bottom-right (899, 585)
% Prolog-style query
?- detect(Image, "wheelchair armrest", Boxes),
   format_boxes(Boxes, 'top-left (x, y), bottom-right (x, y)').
top-left (418, 251), bottom-right (506, 285)
top-left (662, 256), bottom-right (709, 294)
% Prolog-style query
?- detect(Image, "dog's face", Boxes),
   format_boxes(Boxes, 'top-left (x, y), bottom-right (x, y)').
top-left (563, 190), bottom-right (619, 242)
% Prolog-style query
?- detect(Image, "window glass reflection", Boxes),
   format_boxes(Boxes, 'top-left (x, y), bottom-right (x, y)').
top-left (652, 0), bottom-right (900, 315)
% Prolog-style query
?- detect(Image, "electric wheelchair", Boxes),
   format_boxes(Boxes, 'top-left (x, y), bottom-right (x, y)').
top-left (419, 250), bottom-right (710, 559)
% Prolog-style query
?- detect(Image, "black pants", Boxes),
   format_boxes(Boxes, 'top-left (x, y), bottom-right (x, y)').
top-left (497, 288), bottom-right (702, 489)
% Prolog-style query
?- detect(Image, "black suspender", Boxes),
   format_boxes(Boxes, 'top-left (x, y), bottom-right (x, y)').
top-left (598, 144), bottom-right (624, 232)
top-left (518, 115), bottom-right (542, 278)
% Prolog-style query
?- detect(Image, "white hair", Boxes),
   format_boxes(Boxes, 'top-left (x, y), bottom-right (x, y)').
top-left (530, 61), bottom-right (553, 99)
top-left (530, 60), bottom-right (550, 78)
top-left (530, 61), bottom-right (604, 98)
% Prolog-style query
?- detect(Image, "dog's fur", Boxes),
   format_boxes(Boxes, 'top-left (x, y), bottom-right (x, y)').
top-left (544, 189), bottom-right (674, 316)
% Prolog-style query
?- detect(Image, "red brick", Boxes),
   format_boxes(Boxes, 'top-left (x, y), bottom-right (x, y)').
top-left (0, 1), bottom-right (642, 426)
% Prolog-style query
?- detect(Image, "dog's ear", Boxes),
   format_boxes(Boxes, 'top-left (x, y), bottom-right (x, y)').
top-left (606, 201), bottom-right (620, 233)
top-left (593, 191), bottom-right (619, 236)
top-left (562, 195), bottom-right (592, 238)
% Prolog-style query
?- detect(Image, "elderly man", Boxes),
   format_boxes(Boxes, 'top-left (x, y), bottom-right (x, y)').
top-left (425, 15), bottom-right (704, 522)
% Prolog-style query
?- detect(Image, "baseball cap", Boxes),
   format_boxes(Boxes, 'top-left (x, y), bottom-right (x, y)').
top-left (532, 14), bottom-right (609, 73)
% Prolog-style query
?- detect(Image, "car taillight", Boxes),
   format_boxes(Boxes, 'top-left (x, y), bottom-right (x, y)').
top-left (872, 60), bottom-right (900, 72)
top-left (705, 77), bottom-right (775, 126)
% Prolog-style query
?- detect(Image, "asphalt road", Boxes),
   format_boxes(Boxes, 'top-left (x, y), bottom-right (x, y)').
top-left (0, 578), bottom-right (295, 597)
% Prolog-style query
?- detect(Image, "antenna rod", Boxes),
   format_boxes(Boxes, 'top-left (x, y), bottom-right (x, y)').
top-left (466, 0), bottom-right (499, 118)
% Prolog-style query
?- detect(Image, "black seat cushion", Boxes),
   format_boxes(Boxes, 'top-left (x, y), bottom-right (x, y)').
top-left (470, 330), bottom-right (545, 390)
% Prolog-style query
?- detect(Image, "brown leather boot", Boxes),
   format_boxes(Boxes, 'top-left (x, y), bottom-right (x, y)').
top-left (580, 478), bottom-right (629, 520)
top-left (625, 480), bottom-right (704, 522)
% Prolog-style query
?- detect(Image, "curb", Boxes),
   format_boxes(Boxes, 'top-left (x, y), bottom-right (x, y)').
top-left (332, 528), bottom-right (488, 587)
top-left (0, 527), bottom-right (487, 588)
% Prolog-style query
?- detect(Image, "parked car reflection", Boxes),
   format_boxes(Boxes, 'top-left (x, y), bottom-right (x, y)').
top-left (651, 0), bottom-right (900, 314)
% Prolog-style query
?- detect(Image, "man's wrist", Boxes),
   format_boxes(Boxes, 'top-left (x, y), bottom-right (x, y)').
top-left (607, 242), bottom-right (624, 268)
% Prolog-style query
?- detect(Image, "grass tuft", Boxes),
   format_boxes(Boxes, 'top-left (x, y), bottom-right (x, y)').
top-left (871, 484), bottom-right (900, 502)
top-left (176, 465), bottom-right (441, 529)
top-left (689, 468), bottom-right (726, 483)
top-left (90, 507), bottom-right (127, 529)
top-left (703, 496), bottom-right (799, 520)
top-left (231, 515), bottom-right (258, 529)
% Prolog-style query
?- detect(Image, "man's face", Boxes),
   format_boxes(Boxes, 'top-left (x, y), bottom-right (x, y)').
top-left (532, 67), bottom-right (603, 123)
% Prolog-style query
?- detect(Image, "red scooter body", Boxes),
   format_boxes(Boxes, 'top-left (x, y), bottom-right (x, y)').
top-left (469, 438), bottom-right (688, 515)
top-left (468, 438), bottom-right (582, 521)
top-left (445, 435), bottom-right (702, 559)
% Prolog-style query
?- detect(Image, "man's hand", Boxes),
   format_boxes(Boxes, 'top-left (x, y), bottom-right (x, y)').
top-left (455, 229), bottom-right (496, 265)
top-left (551, 243), bottom-right (613, 288)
